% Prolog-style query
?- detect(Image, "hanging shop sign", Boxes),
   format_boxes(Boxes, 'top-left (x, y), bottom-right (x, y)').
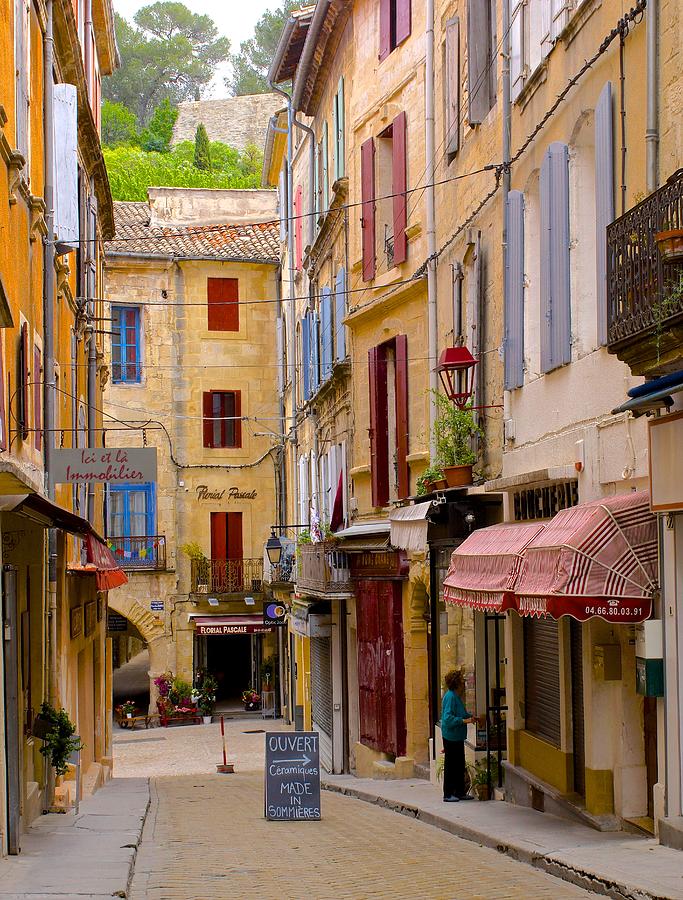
top-left (195, 485), bottom-right (258, 502)
top-left (263, 602), bottom-right (287, 627)
top-left (648, 411), bottom-right (683, 511)
top-left (194, 616), bottom-right (274, 636)
top-left (52, 448), bottom-right (157, 485)
top-left (265, 732), bottom-right (321, 821)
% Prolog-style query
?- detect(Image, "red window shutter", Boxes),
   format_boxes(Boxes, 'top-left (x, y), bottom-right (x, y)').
top-left (0, 336), bottom-right (6, 451)
top-left (361, 138), bottom-right (376, 281)
top-left (20, 322), bottom-right (29, 440)
top-left (396, 0), bottom-right (411, 46)
top-left (33, 345), bottom-right (42, 450)
top-left (202, 391), bottom-right (214, 448)
top-left (210, 511), bottom-right (228, 560)
top-left (233, 390), bottom-right (242, 448)
top-left (226, 511), bottom-right (243, 561)
top-left (379, 0), bottom-right (391, 61)
top-left (368, 345), bottom-right (389, 507)
top-left (392, 112), bottom-right (408, 265)
top-left (295, 185), bottom-right (303, 270)
top-left (207, 278), bottom-right (239, 331)
top-left (394, 335), bottom-right (409, 498)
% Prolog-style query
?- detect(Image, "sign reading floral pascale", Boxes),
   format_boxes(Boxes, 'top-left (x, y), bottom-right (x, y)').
top-left (52, 448), bottom-right (157, 484)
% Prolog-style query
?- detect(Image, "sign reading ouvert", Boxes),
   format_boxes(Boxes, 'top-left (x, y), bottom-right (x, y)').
top-left (52, 448), bottom-right (157, 484)
top-left (265, 732), bottom-right (321, 821)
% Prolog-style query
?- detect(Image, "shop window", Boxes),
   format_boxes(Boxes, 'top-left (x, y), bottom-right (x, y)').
top-left (202, 390), bottom-right (242, 448)
top-left (111, 306), bottom-right (141, 383)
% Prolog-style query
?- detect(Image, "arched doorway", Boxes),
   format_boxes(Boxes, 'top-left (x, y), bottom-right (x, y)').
top-left (107, 594), bottom-right (169, 713)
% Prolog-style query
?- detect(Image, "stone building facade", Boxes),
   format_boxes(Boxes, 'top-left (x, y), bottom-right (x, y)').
top-left (172, 94), bottom-right (283, 154)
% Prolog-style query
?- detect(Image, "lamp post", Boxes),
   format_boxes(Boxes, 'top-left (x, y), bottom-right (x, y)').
top-left (435, 347), bottom-right (478, 409)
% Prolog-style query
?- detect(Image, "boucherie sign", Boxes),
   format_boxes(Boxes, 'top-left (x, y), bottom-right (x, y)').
top-left (52, 448), bottom-right (157, 484)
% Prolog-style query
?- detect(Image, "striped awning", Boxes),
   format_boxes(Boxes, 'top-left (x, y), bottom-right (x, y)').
top-left (514, 491), bottom-right (657, 623)
top-left (443, 522), bottom-right (546, 612)
top-left (389, 502), bottom-right (433, 552)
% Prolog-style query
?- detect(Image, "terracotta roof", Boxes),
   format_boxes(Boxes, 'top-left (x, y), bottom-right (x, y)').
top-left (106, 202), bottom-right (280, 263)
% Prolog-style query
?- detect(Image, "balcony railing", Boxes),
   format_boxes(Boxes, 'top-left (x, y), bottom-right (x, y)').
top-left (108, 536), bottom-right (166, 570)
top-left (296, 543), bottom-right (352, 596)
top-left (191, 558), bottom-right (263, 594)
top-left (607, 168), bottom-right (683, 369)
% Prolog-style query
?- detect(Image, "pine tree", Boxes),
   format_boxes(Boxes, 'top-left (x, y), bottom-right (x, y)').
top-left (193, 123), bottom-right (212, 171)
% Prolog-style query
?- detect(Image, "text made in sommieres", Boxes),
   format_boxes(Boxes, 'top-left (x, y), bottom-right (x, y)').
top-left (196, 485), bottom-right (258, 501)
top-left (65, 450), bottom-right (144, 483)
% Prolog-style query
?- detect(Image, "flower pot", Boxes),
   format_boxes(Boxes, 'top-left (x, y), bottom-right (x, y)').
top-left (32, 715), bottom-right (52, 740)
top-left (126, 713), bottom-right (133, 719)
top-left (430, 478), bottom-right (448, 491)
top-left (202, 715), bottom-right (212, 725)
top-left (655, 229), bottom-right (683, 263)
top-left (444, 464), bottom-right (473, 487)
top-left (474, 782), bottom-right (491, 801)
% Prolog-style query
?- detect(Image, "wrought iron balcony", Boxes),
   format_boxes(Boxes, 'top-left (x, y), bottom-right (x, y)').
top-left (191, 558), bottom-right (263, 594)
top-left (108, 536), bottom-right (166, 571)
top-left (296, 543), bottom-right (352, 597)
top-left (607, 168), bottom-right (683, 375)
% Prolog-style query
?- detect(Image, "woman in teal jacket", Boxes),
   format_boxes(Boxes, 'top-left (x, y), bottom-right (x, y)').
top-left (441, 669), bottom-right (475, 801)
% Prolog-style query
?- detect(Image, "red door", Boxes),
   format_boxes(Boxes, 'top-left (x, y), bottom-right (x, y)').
top-left (210, 512), bottom-right (243, 590)
top-left (356, 580), bottom-right (406, 757)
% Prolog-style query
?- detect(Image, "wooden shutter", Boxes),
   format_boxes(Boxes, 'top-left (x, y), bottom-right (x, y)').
top-left (445, 18), bottom-right (460, 156)
top-left (321, 287), bottom-right (333, 381)
top-left (227, 511), bottom-right (243, 561)
top-left (395, 0), bottom-right (411, 46)
top-left (335, 268), bottom-right (347, 361)
top-left (504, 190), bottom-right (525, 390)
top-left (33, 345), bottom-right (41, 450)
top-left (232, 390), bottom-right (242, 448)
top-left (278, 169), bottom-right (287, 241)
top-left (207, 277), bottom-right (239, 331)
top-left (311, 311), bottom-right (320, 394)
top-left (379, 0), bottom-right (391, 61)
top-left (523, 617), bottom-right (561, 747)
top-left (333, 92), bottom-right (339, 183)
top-left (302, 314), bottom-right (310, 400)
top-left (595, 82), bottom-right (614, 346)
top-left (510, 0), bottom-right (525, 101)
top-left (322, 121), bottom-right (329, 212)
top-left (395, 335), bottom-right (409, 499)
top-left (15, 0), bottom-right (29, 159)
top-left (210, 512), bottom-right (227, 560)
top-left (467, 0), bottom-right (492, 124)
top-left (19, 322), bottom-right (29, 440)
top-left (551, 0), bottom-right (570, 40)
top-left (202, 391), bottom-right (214, 448)
top-left (368, 345), bottom-right (389, 507)
top-left (0, 336), bottom-right (6, 450)
top-left (361, 138), bottom-right (376, 281)
top-left (392, 112), bottom-right (408, 265)
top-left (540, 143), bottom-right (571, 373)
top-left (295, 184), bottom-right (303, 270)
top-left (336, 78), bottom-right (345, 180)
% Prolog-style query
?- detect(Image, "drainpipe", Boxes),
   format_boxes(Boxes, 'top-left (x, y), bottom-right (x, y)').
top-left (293, 115), bottom-right (316, 250)
top-left (83, 0), bottom-right (93, 101)
top-left (86, 320), bottom-right (97, 523)
top-left (275, 266), bottom-right (286, 525)
top-left (426, 0), bottom-right (438, 459)
top-left (645, 0), bottom-right (659, 193)
top-left (501, 0), bottom-right (512, 451)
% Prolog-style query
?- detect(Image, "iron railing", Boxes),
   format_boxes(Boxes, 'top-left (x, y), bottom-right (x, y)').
top-left (607, 168), bottom-right (683, 348)
top-left (107, 536), bottom-right (166, 570)
top-left (191, 558), bottom-right (263, 594)
top-left (296, 543), bottom-right (352, 595)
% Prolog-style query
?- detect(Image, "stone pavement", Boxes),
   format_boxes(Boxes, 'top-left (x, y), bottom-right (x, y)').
top-left (0, 776), bottom-right (149, 899)
top-left (323, 776), bottom-right (683, 900)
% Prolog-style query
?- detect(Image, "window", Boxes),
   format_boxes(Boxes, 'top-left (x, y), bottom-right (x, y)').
top-left (18, 321), bottom-right (29, 440)
top-left (379, 0), bottom-right (411, 61)
top-left (108, 483), bottom-right (156, 537)
top-left (14, 0), bottom-right (29, 162)
top-left (504, 190), bottom-right (525, 389)
top-left (33, 345), bottom-right (41, 450)
top-left (333, 78), bottom-right (345, 181)
top-left (202, 390), bottom-right (242, 448)
top-left (334, 267), bottom-right (347, 362)
top-left (444, 18), bottom-right (460, 159)
top-left (294, 184), bottom-right (303, 270)
top-left (207, 277), bottom-right (239, 332)
top-left (301, 310), bottom-right (320, 401)
top-left (467, 0), bottom-right (496, 124)
top-left (111, 306), bottom-right (141, 383)
top-left (368, 335), bottom-right (409, 507)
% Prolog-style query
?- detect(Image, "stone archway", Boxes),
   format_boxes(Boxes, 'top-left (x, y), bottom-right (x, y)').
top-left (107, 593), bottom-right (171, 712)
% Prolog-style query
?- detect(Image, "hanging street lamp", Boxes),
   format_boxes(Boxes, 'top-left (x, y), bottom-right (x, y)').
top-left (435, 346), bottom-right (478, 409)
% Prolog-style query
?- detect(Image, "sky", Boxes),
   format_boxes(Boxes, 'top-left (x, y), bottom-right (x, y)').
top-left (112, 0), bottom-right (283, 96)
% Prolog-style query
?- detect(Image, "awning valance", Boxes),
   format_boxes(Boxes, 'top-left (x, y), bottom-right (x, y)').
top-left (443, 522), bottom-right (545, 611)
top-left (514, 491), bottom-right (656, 623)
top-left (85, 535), bottom-right (128, 591)
top-left (389, 502), bottom-right (432, 552)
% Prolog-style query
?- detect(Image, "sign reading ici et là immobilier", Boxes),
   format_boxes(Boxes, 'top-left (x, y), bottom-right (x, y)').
top-left (265, 732), bottom-right (321, 821)
top-left (52, 448), bottom-right (157, 484)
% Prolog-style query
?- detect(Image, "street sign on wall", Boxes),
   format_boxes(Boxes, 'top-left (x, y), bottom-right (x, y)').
top-left (265, 732), bottom-right (321, 821)
top-left (52, 448), bottom-right (157, 485)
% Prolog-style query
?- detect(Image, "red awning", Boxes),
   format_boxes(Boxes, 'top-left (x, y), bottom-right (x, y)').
top-left (443, 522), bottom-right (546, 612)
top-left (85, 535), bottom-right (128, 592)
top-left (192, 616), bottom-right (274, 636)
top-left (513, 492), bottom-right (657, 623)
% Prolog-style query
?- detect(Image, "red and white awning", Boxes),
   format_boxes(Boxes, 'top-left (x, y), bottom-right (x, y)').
top-left (443, 522), bottom-right (546, 612)
top-left (514, 492), bottom-right (657, 623)
top-left (85, 535), bottom-right (129, 592)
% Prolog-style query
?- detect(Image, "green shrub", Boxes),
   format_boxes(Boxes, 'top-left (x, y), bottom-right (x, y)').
top-left (140, 98), bottom-right (178, 153)
top-left (193, 123), bottom-right (212, 171)
top-left (37, 702), bottom-right (82, 776)
top-left (101, 100), bottom-right (138, 148)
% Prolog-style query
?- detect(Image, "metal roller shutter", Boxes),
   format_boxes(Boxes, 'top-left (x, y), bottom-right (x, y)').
top-left (523, 617), bottom-right (561, 747)
top-left (310, 636), bottom-right (333, 771)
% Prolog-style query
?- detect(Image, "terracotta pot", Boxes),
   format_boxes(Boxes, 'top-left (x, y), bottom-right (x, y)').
top-left (655, 229), bottom-right (683, 263)
top-left (431, 478), bottom-right (449, 491)
top-left (444, 464), bottom-right (473, 487)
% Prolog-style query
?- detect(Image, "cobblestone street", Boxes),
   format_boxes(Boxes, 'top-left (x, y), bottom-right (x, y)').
top-left (119, 722), bottom-right (592, 900)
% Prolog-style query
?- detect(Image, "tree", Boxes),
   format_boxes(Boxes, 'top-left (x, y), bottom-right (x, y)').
top-left (101, 100), bottom-right (138, 147)
top-left (227, 0), bottom-right (300, 96)
top-left (140, 99), bottom-right (179, 153)
top-left (193, 123), bottom-right (211, 171)
top-left (103, 4), bottom-right (230, 124)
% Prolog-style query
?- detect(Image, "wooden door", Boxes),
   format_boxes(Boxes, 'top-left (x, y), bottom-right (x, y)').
top-left (644, 696), bottom-right (657, 819)
top-left (570, 619), bottom-right (585, 796)
top-left (356, 580), bottom-right (406, 757)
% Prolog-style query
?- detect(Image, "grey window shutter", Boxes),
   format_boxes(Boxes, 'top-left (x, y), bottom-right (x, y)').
top-left (505, 191), bottom-right (525, 390)
top-left (467, 0), bottom-right (492, 124)
top-left (53, 83), bottom-right (80, 249)
top-left (540, 142), bottom-right (571, 373)
top-left (595, 82), bottom-right (614, 346)
top-left (335, 268), bottom-right (347, 361)
top-left (445, 18), bottom-right (460, 156)
top-left (321, 287), bottom-right (333, 381)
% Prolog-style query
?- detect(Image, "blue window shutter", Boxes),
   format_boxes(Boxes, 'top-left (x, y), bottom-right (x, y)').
top-left (321, 287), bottom-right (333, 381)
top-left (322, 121), bottom-right (329, 211)
top-left (314, 144), bottom-right (320, 224)
top-left (311, 311), bottom-right (320, 393)
top-left (302, 315), bottom-right (310, 400)
top-left (335, 267), bottom-right (347, 361)
top-left (595, 82), bottom-right (614, 346)
top-left (540, 142), bottom-right (571, 372)
top-left (333, 93), bottom-right (339, 183)
top-left (337, 78), bottom-right (345, 179)
top-left (504, 190), bottom-right (525, 390)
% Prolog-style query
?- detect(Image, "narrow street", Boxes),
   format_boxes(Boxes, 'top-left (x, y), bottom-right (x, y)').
top-left (118, 722), bottom-right (591, 900)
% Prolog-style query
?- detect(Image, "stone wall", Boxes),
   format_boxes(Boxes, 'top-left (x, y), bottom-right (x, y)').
top-left (172, 94), bottom-right (282, 153)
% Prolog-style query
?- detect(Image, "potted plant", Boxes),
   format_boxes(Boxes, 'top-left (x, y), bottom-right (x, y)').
top-left (242, 687), bottom-right (261, 711)
top-left (35, 702), bottom-right (83, 777)
top-left (196, 672), bottom-right (217, 724)
top-left (467, 755), bottom-right (500, 801)
top-left (260, 656), bottom-right (275, 692)
top-left (181, 542), bottom-right (209, 591)
top-left (655, 221), bottom-right (683, 263)
top-left (431, 390), bottom-right (482, 487)
top-left (416, 462), bottom-right (447, 495)
top-left (121, 699), bottom-right (136, 719)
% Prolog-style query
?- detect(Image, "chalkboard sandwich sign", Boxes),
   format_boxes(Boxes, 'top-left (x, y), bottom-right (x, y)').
top-left (265, 732), bottom-right (321, 821)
